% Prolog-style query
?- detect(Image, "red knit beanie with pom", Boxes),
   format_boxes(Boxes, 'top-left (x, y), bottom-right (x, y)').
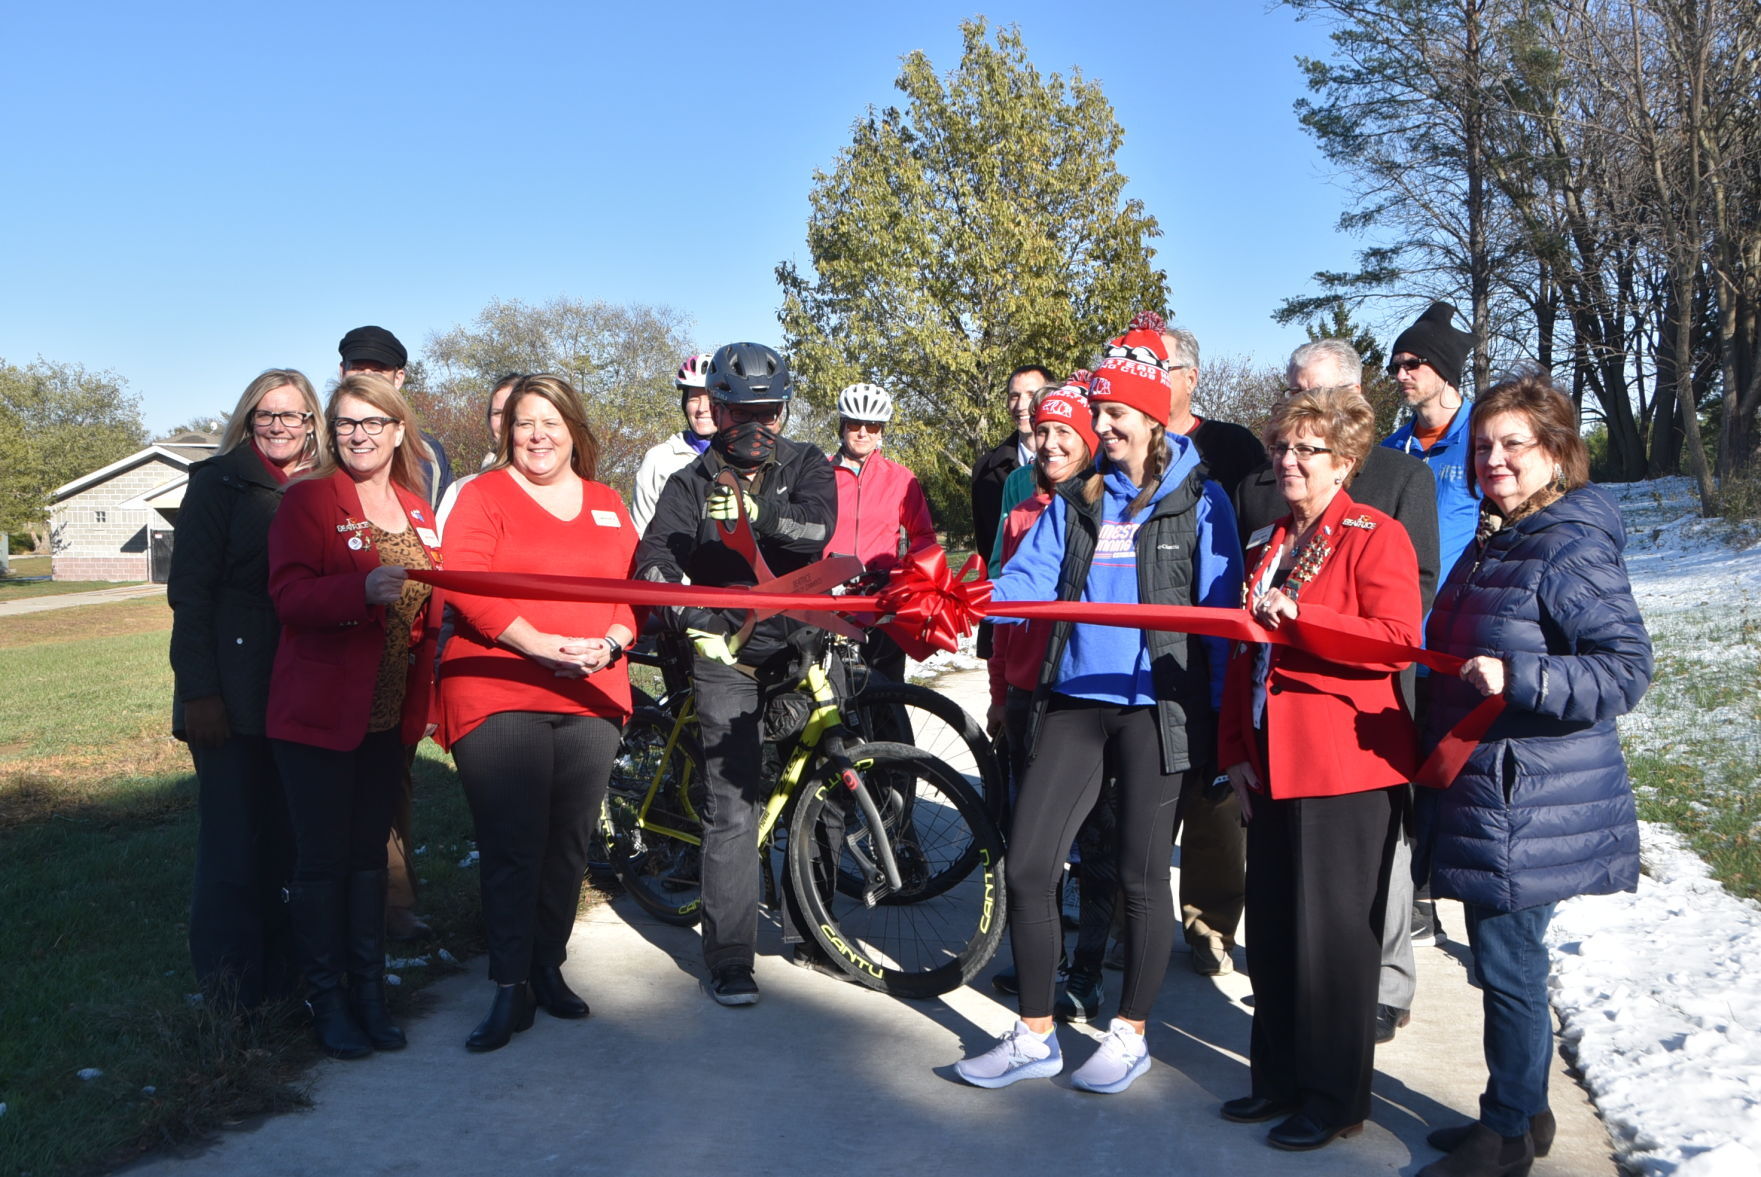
top-left (1032, 377), bottom-right (1099, 458)
top-left (1089, 312), bottom-right (1173, 427)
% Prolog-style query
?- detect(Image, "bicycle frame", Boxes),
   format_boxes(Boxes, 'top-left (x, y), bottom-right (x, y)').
top-left (626, 655), bottom-right (903, 894)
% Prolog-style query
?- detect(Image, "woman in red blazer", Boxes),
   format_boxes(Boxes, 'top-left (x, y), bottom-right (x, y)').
top-left (267, 373), bottom-right (444, 1059)
top-left (1216, 386), bottom-right (1421, 1152)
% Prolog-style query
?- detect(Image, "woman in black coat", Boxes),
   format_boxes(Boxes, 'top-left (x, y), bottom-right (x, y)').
top-left (168, 368), bottom-right (326, 1010)
top-left (1418, 375), bottom-right (1652, 1177)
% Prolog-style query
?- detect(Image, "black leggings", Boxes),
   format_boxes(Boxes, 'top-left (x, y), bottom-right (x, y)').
top-left (452, 711), bottom-right (620, 984)
top-left (1006, 697), bottom-right (1189, 1020)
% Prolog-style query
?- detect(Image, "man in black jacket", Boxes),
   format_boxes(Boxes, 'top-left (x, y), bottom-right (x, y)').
top-left (634, 342), bottom-right (837, 1007)
top-left (969, 365), bottom-right (1057, 563)
top-left (1234, 338), bottom-right (1440, 1043)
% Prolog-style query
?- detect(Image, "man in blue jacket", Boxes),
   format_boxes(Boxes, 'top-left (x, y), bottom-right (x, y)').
top-left (1377, 300), bottom-right (1479, 1040)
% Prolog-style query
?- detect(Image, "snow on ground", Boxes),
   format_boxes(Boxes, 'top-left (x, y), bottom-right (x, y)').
top-left (1547, 478), bottom-right (1761, 1176)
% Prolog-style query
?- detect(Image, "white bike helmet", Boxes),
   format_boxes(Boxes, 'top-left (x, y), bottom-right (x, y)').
top-left (837, 382), bottom-right (894, 423)
top-left (675, 352), bottom-right (713, 390)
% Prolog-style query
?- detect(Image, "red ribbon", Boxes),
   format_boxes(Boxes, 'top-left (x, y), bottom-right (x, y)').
top-left (408, 551), bottom-right (1501, 789)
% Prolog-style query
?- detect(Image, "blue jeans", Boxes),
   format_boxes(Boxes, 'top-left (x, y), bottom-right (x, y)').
top-left (1463, 901), bottom-right (1557, 1136)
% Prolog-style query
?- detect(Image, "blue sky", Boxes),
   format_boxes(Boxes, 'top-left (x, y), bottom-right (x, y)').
top-left (0, 1), bottom-right (1369, 434)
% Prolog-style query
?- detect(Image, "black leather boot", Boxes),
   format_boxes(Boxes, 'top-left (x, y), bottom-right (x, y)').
top-left (466, 983), bottom-right (536, 1052)
top-left (531, 964), bottom-right (589, 1019)
top-left (346, 869), bottom-right (406, 1051)
top-left (286, 882), bottom-right (371, 1059)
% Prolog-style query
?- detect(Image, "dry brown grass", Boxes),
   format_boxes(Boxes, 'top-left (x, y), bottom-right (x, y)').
top-left (0, 596), bottom-right (173, 649)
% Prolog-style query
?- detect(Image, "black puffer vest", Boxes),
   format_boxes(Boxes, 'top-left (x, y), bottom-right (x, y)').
top-left (1026, 465), bottom-right (1215, 775)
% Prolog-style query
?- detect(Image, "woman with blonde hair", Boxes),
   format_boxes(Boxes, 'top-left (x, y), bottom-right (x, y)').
top-left (436, 373), bottom-right (638, 1051)
top-left (170, 368), bottom-right (327, 1010)
top-left (265, 373), bottom-right (444, 1057)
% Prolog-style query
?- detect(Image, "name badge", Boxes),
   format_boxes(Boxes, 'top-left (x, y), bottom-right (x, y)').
top-left (592, 510), bottom-right (621, 527)
top-left (1246, 524), bottom-right (1276, 551)
top-left (416, 527), bottom-right (441, 547)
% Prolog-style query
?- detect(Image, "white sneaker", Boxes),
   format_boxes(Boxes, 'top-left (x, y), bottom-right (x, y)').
top-left (1069, 1018), bottom-right (1150, 1094)
top-left (955, 1020), bottom-right (1063, 1088)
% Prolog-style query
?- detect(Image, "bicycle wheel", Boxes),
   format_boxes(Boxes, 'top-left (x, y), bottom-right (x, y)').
top-left (845, 681), bottom-right (1005, 828)
top-left (611, 706), bottom-right (707, 927)
top-left (588, 690), bottom-right (666, 884)
top-left (788, 741), bottom-right (1006, 998)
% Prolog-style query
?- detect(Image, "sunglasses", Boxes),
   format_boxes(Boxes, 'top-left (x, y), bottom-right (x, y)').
top-left (1387, 358), bottom-right (1430, 375)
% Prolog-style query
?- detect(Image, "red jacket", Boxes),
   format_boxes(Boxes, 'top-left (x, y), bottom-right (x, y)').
top-left (988, 490), bottom-right (1055, 707)
top-left (1218, 490), bottom-right (1420, 799)
top-left (265, 469), bottom-right (444, 751)
top-left (827, 449), bottom-right (937, 572)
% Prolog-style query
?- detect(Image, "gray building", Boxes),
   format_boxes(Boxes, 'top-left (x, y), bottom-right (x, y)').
top-left (49, 433), bottom-right (218, 582)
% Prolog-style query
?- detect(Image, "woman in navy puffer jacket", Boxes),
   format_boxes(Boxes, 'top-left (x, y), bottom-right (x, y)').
top-left (1418, 374), bottom-right (1652, 1177)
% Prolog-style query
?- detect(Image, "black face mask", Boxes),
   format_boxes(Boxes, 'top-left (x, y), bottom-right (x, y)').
top-left (712, 419), bottom-right (779, 468)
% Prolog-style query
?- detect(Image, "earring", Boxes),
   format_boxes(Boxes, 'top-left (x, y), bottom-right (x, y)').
top-left (1552, 462), bottom-right (1564, 486)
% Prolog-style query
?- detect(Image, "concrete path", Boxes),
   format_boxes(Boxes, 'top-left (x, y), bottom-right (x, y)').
top-left (0, 582), bottom-right (163, 617)
top-left (124, 666), bottom-right (1619, 1177)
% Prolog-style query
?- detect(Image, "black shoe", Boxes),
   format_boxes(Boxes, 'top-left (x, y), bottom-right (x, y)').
top-left (710, 965), bottom-right (759, 1007)
top-left (991, 964), bottom-right (1020, 995)
top-left (345, 870), bottom-right (405, 1050)
top-left (467, 983), bottom-right (537, 1052)
top-left (531, 965), bottom-right (589, 1019)
top-left (348, 978), bottom-right (407, 1051)
top-left (1416, 1122), bottom-right (1535, 1176)
top-left (1375, 1003), bottom-right (1411, 1044)
top-left (1266, 1113), bottom-right (1365, 1151)
top-left (1411, 898), bottom-right (1439, 946)
top-left (1054, 969), bottom-right (1104, 1023)
top-left (1428, 1111), bottom-right (1555, 1159)
top-left (306, 987), bottom-right (373, 1060)
top-left (1220, 1095), bottom-right (1298, 1124)
top-left (791, 943), bottom-right (856, 983)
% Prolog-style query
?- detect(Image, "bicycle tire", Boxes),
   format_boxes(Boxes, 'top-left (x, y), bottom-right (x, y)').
top-left (844, 681), bottom-right (1005, 831)
top-left (610, 706), bottom-right (707, 927)
top-left (788, 741), bottom-right (1006, 998)
top-left (587, 690), bottom-right (666, 884)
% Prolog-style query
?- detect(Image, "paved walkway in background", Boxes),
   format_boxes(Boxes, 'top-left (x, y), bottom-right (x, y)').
top-left (122, 666), bottom-right (1620, 1177)
top-left (0, 582), bottom-right (164, 617)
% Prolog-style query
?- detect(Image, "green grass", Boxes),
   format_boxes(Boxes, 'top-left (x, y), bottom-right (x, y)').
top-left (0, 578), bottom-right (143, 601)
top-left (1622, 632), bottom-right (1761, 901)
top-left (0, 609), bottom-right (491, 1177)
top-left (1, 555), bottom-right (50, 577)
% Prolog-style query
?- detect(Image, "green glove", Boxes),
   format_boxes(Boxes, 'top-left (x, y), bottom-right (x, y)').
top-left (687, 627), bottom-right (740, 665)
top-left (707, 484), bottom-right (760, 525)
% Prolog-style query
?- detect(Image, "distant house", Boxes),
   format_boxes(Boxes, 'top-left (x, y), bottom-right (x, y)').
top-left (49, 432), bottom-right (219, 582)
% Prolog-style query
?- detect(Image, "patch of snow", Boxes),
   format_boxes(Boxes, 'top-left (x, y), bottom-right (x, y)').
top-left (77, 1068), bottom-right (102, 1081)
top-left (457, 850), bottom-right (479, 869)
top-left (386, 955), bottom-right (429, 969)
top-left (385, 973), bottom-right (401, 986)
top-left (438, 949), bottom-right (458, 964)
top-left (141, 1086), bottom-right (156, 1096)
top-left (1543, 478), bottom-right (1761, 1175)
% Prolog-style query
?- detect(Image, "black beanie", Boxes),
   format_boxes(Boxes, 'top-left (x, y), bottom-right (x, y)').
top-left (1390, 302), bottom-right (1476, 391)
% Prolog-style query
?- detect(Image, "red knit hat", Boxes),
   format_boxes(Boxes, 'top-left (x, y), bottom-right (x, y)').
top-left (1032, 378), bottom-right (1099, 457)
top-left (1089, 311), bottom-right (1173, 427)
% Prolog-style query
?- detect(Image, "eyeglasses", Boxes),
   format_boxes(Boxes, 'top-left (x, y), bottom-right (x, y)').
top-left (1387, 357), bottom-right (1429, 375)
top-left (251, 410), bottom-right (312, 428)
top-left (725, 403), bottom-right (784, 424)
top-left (333, 416), bottom-right (398, 436)
top-left (843, 420), bottom-right (886, 434)
top-left (1473, 436), bottom-right (1540, 458)
top-left (1269, 442), bottom-right (1334, 461)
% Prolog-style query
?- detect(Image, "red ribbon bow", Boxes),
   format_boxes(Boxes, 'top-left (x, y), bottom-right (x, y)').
top-left (875, 548), bottom-right (992, 659)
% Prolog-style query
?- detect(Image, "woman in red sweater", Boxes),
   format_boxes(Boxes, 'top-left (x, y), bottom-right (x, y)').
top-left (267, 373), bottom-right (443, 1059)
top-left (436, 374), bottom-right (637, 1052)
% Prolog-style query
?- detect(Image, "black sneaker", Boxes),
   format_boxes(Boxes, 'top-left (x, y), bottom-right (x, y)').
top-left (710, 965), bottom-right (759, 1007)
top-left (1375, 1003), bottom-right (1410, 1044)
top-left (1410, 899), bottom-right (1438, 946)
top-left (1054, 969), bottom-right (1104, 1023)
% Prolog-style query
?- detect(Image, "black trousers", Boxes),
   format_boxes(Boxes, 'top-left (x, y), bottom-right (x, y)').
top-left (273, 730), bottom-right (404, 885)
top-left (188, 732), bottom-right (295, 1007)
top-left (1006, 697), bottom-right (1188, 1021)
top-left (453, 711), bottom-right (620, 984)
top-left (1244, 784), bottom-right (1402, 1127)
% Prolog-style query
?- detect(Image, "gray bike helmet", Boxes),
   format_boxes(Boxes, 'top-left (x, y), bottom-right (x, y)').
top-left (707, 342), bottom-right (792, 403)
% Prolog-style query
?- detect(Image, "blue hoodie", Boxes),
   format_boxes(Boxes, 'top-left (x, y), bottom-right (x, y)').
top-left (991, 433), bottom-right (1242, 709)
